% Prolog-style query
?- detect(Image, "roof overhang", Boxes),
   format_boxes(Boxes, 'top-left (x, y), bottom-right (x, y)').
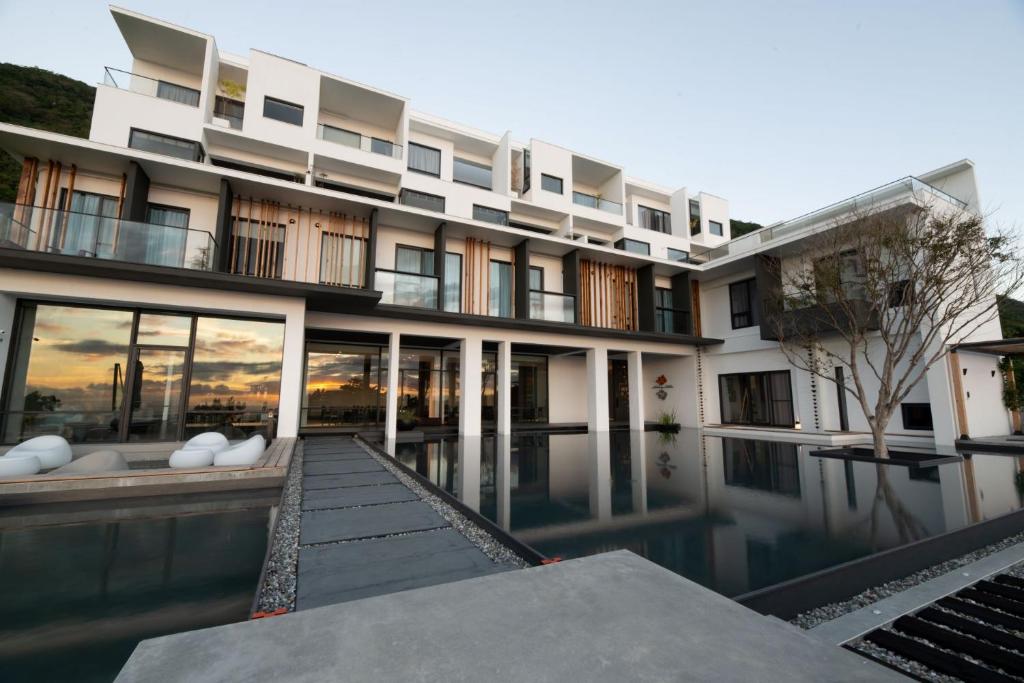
top-left (953, 338), bottom-right (1024, 356)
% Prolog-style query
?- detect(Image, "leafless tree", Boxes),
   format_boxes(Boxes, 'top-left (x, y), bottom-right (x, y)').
top-left (765, 195), bottom-right (1023, 457)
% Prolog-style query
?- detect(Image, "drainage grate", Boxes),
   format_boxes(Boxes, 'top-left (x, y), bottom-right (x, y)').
top-left (851, 572), bottom-right (1024, 681)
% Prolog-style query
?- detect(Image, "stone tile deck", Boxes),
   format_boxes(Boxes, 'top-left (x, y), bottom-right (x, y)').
top-left (117, 551), bottom-right (905, 682)
top-left (293, 436), bottom-right (517, 611)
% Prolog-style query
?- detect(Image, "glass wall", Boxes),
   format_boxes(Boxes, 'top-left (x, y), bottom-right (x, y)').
top-left (722, 438), bottom-right (801, 496)
top-left (511, 355), bottom-right (548, 423)
top-left (2, 303), bottom-right (284, 444)
top-left (302, 343), bottom-right (386, 427)
top-left (489, 261), bottom-right (513, 317)
top-left (718, 371), bottom-right (795, 427)
top-left (397, 349), bottom-right (461, 427)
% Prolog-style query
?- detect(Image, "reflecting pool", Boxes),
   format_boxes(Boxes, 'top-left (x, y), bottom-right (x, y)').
top-left (384, 430), bottom-right (1024, 597)
top-left (0, 494), bottom-right (273, 682)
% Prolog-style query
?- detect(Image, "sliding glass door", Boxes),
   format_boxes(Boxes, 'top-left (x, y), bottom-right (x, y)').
top-left (718, 371), bottom-right (795, 427)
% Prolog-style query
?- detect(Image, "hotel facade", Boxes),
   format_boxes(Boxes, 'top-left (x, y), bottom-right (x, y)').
top-left (0, 7), bottom-right (1011, 452)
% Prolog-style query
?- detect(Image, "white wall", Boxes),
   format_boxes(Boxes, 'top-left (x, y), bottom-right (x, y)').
top-left (549, 355), bottom-right (588, 423)
top-left (959, 351), bottom-right (1011, 437)
top-left (242, 50), bottom-right (321, 153)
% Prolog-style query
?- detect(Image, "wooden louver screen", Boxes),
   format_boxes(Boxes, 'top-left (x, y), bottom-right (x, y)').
top-left (579, 259), bottom-right (638, 331)
top-left (463, 237), bottom-right (491, 315)
top-left (314, 212), bottom-right (368, 288)
top-left (230, 197), bottom-right (288, 279)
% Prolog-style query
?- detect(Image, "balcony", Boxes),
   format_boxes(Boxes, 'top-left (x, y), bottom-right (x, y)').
top-left (0, 202), bottom-right (216, 270)
top-left (529, 290), bottom-right (576, 324)
top-left (317, 123), bottom-right (402, 160)
top-left (376, 269), bottom-right (438, 308)
top-left (573, 191), bottom-right (622, 215)
top-left (103, 67), bottom-right (200, 107)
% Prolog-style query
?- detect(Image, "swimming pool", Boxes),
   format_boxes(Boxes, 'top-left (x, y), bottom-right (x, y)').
top-left (384, 429), bottom-right (1024, 597)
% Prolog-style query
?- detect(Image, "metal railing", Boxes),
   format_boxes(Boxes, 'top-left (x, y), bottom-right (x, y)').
top-left (317, 123), bottom-right (403, 160)
top-left (572, 191), bottom-right (623, 215)
top-left (103, 67), bottom-right (200, 107)
top-left (529, 290), bottom-right (576, 324)
top-left (0, 202), bottom-right (217, 270)
top-left (376, 268), bottom-right (439, 308)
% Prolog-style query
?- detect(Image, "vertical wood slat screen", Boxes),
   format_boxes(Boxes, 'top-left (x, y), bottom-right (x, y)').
top-left (12, 158), bottom-right (38, 242)
top-left (314, 212), bottom-right (368, 288)
top-left (463, 237), bottom-right (492, 315)
top-left (230, 197), bottom-right (289, 279)
top-left (579, 259), bottom-right (638, 331)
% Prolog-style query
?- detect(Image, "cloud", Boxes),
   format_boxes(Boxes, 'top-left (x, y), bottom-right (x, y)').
top-left (51, 339), bottom-right (128, 356)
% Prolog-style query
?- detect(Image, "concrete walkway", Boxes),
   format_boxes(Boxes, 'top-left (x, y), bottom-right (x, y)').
top-left (117, 551), bottom-right (905, 682)
top-left (295, 436), bottom-right (516, 610)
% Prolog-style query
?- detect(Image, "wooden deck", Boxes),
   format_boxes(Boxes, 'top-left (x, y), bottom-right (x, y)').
top-left (0, 438), bottom-right (295, 506)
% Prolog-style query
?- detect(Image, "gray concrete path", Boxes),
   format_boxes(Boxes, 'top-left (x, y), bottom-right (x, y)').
top-left (117, 551), bottom-right (905, 682)
top-left (294, 436), bottom-right (516, 611)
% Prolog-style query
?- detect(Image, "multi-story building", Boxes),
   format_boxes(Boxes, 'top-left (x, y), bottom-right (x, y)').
top-left (0, 7), bottom-right (1010, 452)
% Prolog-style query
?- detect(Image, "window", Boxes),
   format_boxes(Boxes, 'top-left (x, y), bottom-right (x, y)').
top-left (689, 199), bottom-right (702, 235)
top-left (638, 205), bottom-right (671, 234)
top-left (263, 96), bottom-right (303, 126)
top-left (146, 205), bottom-right (190, 229)
top-left (473, 205), bottom-right (508, 225)
top-left (719, 371), bottom-right (795, 427)
top-left (901, 403), bottom-right (934, 431)
top-left (453, 158), bottom-right (492, 189)
top-left (230, 218), bottom-right (287, 278)
top-left (395, 245), bottom-right (434, 275)
top-left (709, 220), bottom-right (723, 236)
top-left (489, 260), bottom-right (513, 317)
top-left (729, 278), bottom-right (758, 329)
top-left (614, 238), bottom-right (650, 255)
top-left (529, 266), bottom-right (544, 291)
top-left (522, 149), bottom-right (531, 193)
top-left (408, 142), bottom-right (441, 176)
top-left (303, 343), bottom-right (386, 427)
top-left (157, 81), bottom-right (200, 107)
top-left (444, 252), bottom-right (462, 313)
top-left (320, 232), bottom-right (365, 287)
top-left (141, 204), bottom-right (190, 268)
top-left (214, 96), bottom-right (244, 129)
top-left (50, 189), bottom-right (118, 257)
top-left (319, 123), bottom-right (361, 148)
top-left (723, 438), bottom-right (800, 496)
top-left (210, 157), bottom-right (302, 183)
top-left (888, 279), bottom-right (913, 308)
top-left (667, 247), bottom-right (690, 263)
top-left (656, 288), bottom-right (673, 333)
top-left (129, 129), bottom-right (204, 162)
top-left (573, 191), bottom-right (599, 209)
top-left (541, 174), bottom-right (563, 194)
top-left (400, 189), bottom-right (445, 213)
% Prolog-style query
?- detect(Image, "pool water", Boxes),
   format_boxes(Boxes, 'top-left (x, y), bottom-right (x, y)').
top-left (0, 495), bottom-right (272, 682)
top-left (386, 430), bottom-right (1024, 597)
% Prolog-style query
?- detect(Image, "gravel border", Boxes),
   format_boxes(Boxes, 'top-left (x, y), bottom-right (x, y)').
top-left (354, 438), bottom-right (529, 569)
top-left (253, 440), bottom-right (304, 613)
top-left (792, 531), bottom-right (1024, 630)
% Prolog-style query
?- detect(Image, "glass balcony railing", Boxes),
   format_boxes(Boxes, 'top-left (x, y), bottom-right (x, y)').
top-left (572, 191), bottom-right (622, 215)
top-left (376, 269), bottom-right (438, 308)
top-left (529, 290), bottom-right (576, 324)
top-left (103, 67), bottom-right (201, 107)
top-left (0, 202), bottom-right (217, 270)
top-left (318, 123), bottom-right (403, 160)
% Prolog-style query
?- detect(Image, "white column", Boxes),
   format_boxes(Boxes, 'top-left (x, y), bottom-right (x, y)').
top-left (627, 350), bottom-right (645, 431)
top-left (588, 430), bottom-right (612, 520)
top-left (495, 433), bottom-right (511, 530)
top-left (275, 304), bottom-right (306, 438)
top-left (496, 340), bottom-right (512, 434)
top-left (586, 347), bottom-right (610, 432)
top-left (457, 436), bottom-right (482, 512)
top-left (629, 430), bottom-right (648, 514)
top-left (459, 336), bottom-right (482, 436)
top-left (384, 331), bottom-right (401, 442)
top-left (926, 354), bottom-right (959, 450)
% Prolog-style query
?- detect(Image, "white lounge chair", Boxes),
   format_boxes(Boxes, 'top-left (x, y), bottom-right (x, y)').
top-left (213, 435), bottom-right (266, 466)
top-left (0, 453), bottom-right (41, 477)
top-left (52, 449), bottom-right (128, 475)
top-left (182, 432), bottom-right (230, 454)
top-left (4, 435), bottom-right (72, 469)
top-left (169, 447), bottom-right (215, 468)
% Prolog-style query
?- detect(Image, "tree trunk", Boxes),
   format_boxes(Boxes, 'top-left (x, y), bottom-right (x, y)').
top-left (870, 418), bottom-right (889, 459)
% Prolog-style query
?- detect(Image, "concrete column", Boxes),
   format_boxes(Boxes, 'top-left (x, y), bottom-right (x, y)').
top-left (627, 350), bottom-right (645, 431)
top-left (926, 353), bottom-right (959, 450)
top-left (384, 331), bottom-right (401, 442)
top-left (496, 341), bottom-right (512, 434)
top-left (275, 304), bottom-right (306, 438)
top-left (586, 347), bottom-right (610, 432)
top-left (495, 433), bottom-right (511, 530)
top-left (629, 430), bottom-right (648, 514)
top-left (588, 431), bottom-right (612, 520)
top-left (457, 436), bottom-right (481, 512)
top-left (459, 336), bottom-right (482, 436)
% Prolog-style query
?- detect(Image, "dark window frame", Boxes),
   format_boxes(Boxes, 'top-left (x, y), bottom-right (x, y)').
top-left (666, 247), bottom-right (690, 263)
top-left (901, 403), bottom-right (934, 431)
top-left (689, 199), bottom-right (702, 235)
top-left (399, 188), bottom-right (446, 213)
top-left (472, 204), bottom-right (509, 226)
top-left (128, 128), bottom-right (205, 162)
top-left (529, 266), bottom-right (544, 291)
top-left (638, 204), bottom-right (672, 234)
top-left (729, 278), bottom-right (759, 329)
top-left (540, 174), bottom-right (563, 194)
top-left (718, 370), bottom-right (796, 428)
top-left (709, 220), bottom-right (724, 236)
top-left (145, 203), bottom-right (191, 228)
top-left (453, 157), bottom-right (493, 190)
top-left (614, 238), bottom-right (650, 255)
top-left (394, 244), bottom-right (435, 276)
top-left (262, 96), bottom-right (304, 126)
top-left (408, 142), bottom-right (442, 177)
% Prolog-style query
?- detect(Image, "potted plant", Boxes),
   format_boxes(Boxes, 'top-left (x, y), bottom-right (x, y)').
top-left (654, 409), bottom-right (680, 434)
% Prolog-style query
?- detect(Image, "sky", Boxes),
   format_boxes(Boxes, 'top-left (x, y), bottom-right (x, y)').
top-left (2, 0), bottom-right (1022, 229)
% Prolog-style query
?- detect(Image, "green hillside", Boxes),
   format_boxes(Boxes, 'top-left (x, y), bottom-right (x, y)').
top-left (0, 63), bottom-right (95, 202)
top-left (999, 296), bottom-right (1024, 338)
top-left (730, 218), bottom-right (764, 237)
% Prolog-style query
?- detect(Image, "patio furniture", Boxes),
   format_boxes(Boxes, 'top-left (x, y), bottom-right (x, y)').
top-left (182, 431), bottom-right (229, 454)
top-left (5, 435), bottom-right (72, 469)
top-left (213, 435), bottom-right (266, 466)
top-left (169, 447), bottom-right (215, 468)
top-left (52, 449), bottom-right (129, 475)
top-left (0, 453), bottom-right (41, 477)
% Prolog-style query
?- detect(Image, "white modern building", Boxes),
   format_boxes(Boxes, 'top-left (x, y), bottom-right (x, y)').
top-left (0, 7), bottom-right (1012, 453)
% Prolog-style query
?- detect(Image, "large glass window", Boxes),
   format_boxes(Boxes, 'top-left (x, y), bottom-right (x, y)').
top-left (444, 252), bottom-right (462, 313)
top-left (689, 199), bottom-right (701, 235)
top-left (229, 218), bottom-right (287, 279)
top-left (473, 205), bottom-right (508, 225)
top-left (50, 190), bottom-right (119, 258)
top-left (614, 238), bottom-right (650, 255)
top-left (408, 143), bottom-right (441, 176)
top-left (489, 260), bottom-right (513, 317)
top-left (511, 355), bottom-right (548, 423)
top-left (395, 245), bottom-right (434, 275)
top-left (709, 220), bottom-right (724, 236)
top-left (398, 350), bottom-right (460, 426)
top-left (638, 205), bottom-right (671, 233)
top-left (302, 343), bottom-right (385, 427)
top-left (156, 81), bottom-right (200, 106)
top-left (399, 189), bottom-right (445, 213)
top-left (134, 204), bottom-right (190, 268)
top-left (729, 278), bottom-right (758, 329)
top-left (320, 233), bottom-right (365, 287)
top-left (718, 371), bottom-right (794, 427)
top-left (540, 174), bottom-right (563, 194)
top-left (667, 247), bottom-right (689, 263)
top-left (454, 158), bottom-right (492, 189)
top-left (263, 97), bottom-right (303, 126)
top-left (129, 129), bottom-right (204, 162)
top-left (722, 438), bottom-right (800, 496)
